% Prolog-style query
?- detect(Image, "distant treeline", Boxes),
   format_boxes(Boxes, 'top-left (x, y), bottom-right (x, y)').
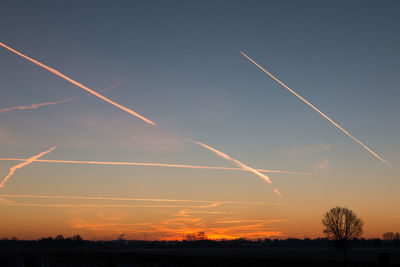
top-left (0, 234), bottom-right (399, 250)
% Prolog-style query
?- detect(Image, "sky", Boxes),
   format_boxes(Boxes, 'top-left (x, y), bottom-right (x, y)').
top-left (0, 0), bottom-right (399, 240)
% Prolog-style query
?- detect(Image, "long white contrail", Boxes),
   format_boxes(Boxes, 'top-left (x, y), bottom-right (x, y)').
top-left (0, 42), bottom-right (287, 195)
top-left (188, 138), bottom-right (282, 197)
top-left (240, 51), bottom-right (390, 165)
top-left (0, 147), bottom-right (56, 188)
top-left (0, 98), bottom-right (73, 113)
top-left (0, 203), bottom-right (220, 208)
top-left (0, 194), bottom-right (281, 206)
top-left (0, 157), bottom-right (314, 175)
top-left (0, 42), bottom-right (155, 126)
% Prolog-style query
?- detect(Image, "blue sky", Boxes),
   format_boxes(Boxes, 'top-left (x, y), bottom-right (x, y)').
top-left (0, 0), bottom-right (399, 239)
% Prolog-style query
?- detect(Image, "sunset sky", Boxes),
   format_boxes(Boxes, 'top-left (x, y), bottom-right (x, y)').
top-left (0, 0), bottom-right (399, 240)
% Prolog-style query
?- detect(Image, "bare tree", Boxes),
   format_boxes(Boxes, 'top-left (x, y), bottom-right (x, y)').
top-left (322, 206), bottom-right (364, 260)
top-left (383, 232), bottom-right (395, 240)
top-left (185, 232), bottom-right (208, 241)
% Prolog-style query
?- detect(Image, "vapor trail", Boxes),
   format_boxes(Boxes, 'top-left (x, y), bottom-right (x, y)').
top-left (188, 139), bottom-right (271, 183)
top-left (0, 203), bottom-right (220, 208)
top-left (0, 194), bottom-right (281, 205)
top-left (240, 51), bottom-right (389, 165)
top-left (0, 42), bottom-right (155, 126)
top-left (0, 81), bottom-right (120, 113)
top-left (0, 157), bottom-right (313, 175)
top-left (0, 147), bottom-right (56, 188)
top-left (0, 98), bottom-right (73, 113)
top-left (94, 81), bottom-right (121, 95)
top-left (0, 42), bottom-right (289, 195)
top-left (188, 138), bottom-right (282, 197)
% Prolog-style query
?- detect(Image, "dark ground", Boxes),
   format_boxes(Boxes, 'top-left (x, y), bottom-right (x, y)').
top-left (0, 247), bottom-right (399, 267)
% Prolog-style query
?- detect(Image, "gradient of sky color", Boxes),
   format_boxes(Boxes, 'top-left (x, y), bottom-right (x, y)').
top-left (0, 0), bottom-right (399, 240)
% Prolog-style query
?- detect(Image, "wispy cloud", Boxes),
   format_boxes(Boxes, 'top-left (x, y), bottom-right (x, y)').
top-left (240, 51), bottom-right (389, 165)
top-left (76, 115), bottom-right (183, 151)
top-left (273, 189), bottom-right (283, 197)
top-left (288, 144), bottom-right (333, 156)
top-left (0, 147), bottom-right (56, 188)
top-left (312, 158), bottom-right (330, 171)
top-left (64, 206), bottom-right (283, 240)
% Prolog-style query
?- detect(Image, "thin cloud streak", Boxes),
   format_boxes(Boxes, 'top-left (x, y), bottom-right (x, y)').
top-left (0, 147), bottom-right (56, 188)
top-left (0, 157), bottom-right (314, 175)
top-left (0, 42), bottom-right (156, 126)
top-left (0, 98), bottom-right (73, 112)
top-left (0, 81), bottom-right (120, 113)
top-left (187, 138), bottom-right (282, 197)
top-left (240, 51), bottom-right (389, 165)
top-left (216, 219), bottom-right (282, 224)
top-left (0, 203), bottom-right (220, 208)
top-left (0, 197), bottom-right (16, 204)
top-left (188, 139), bottom-right (272, 184)
top-left (94, 80), bottom-right (121, 95)
top-left (0, 194), bottom-right (282, 206)
top-left (274, 189), bottom-right (283, 197)
top-left (0, 42), bottom-right (294, 194)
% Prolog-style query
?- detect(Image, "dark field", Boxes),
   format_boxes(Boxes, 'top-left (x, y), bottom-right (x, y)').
top-left (1, 247), bottom-right (399, 267)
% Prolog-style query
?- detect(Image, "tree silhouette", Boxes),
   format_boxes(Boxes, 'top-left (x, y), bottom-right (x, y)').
top-left (55, 235), bottom-right (64, 241)
top-left (185, 232), bottom-right (208, 241)
top-left (71, 234), bottom-right (83, 242)
top-left (322, 206), bottom-right (364, 261)
top-left (383, 232), bottom-right (400, 240)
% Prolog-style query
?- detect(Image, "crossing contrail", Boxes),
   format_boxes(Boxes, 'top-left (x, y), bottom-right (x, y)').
top-left (0, 42), bottom-right (155, 126)
top-left (240, 51), bottom-right (390, 165)
top-left (0, 157), bottom-right (313, 175)
top-left (188, 139), bottom-right (283, 197)
top-left (0, 147), bottom-right (56, 188)
top-left (0, 42), bottom-right (286, 196)
top-left (0, 98), bottom-right (73, 113)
